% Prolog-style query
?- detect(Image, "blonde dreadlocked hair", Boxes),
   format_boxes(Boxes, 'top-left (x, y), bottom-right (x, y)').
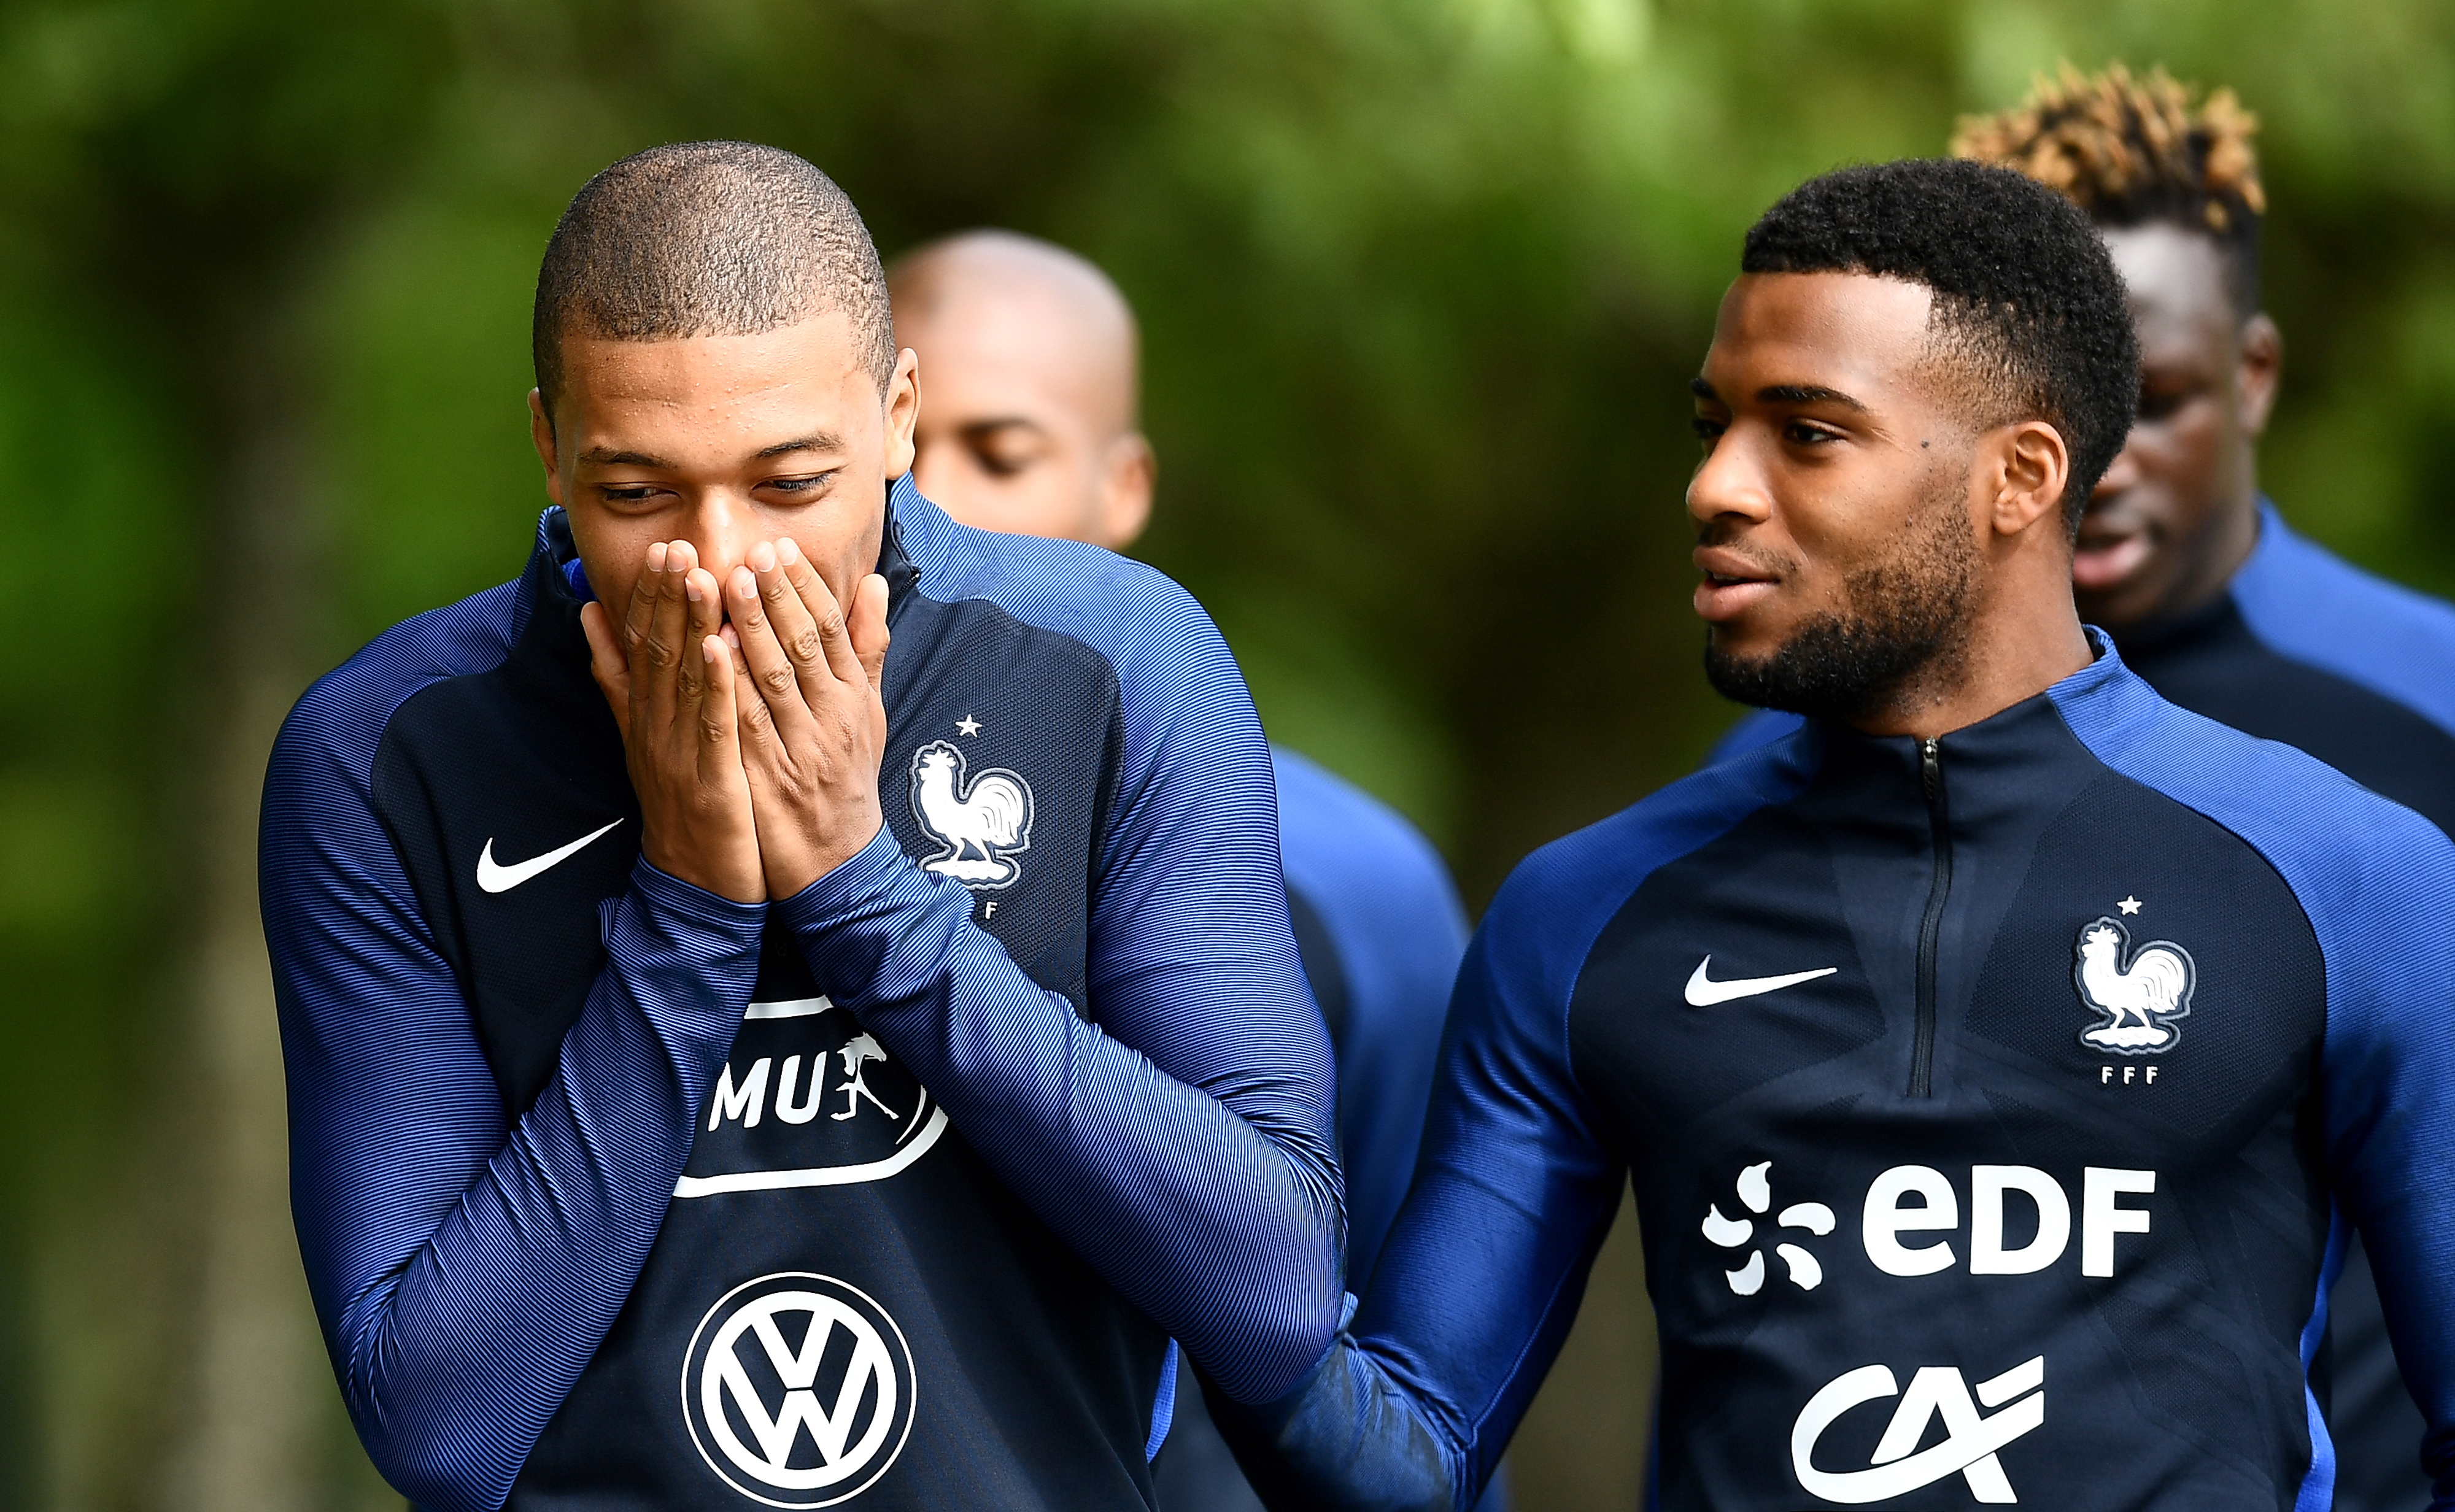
top-left (1953, 63), bottom-right (2266, 316)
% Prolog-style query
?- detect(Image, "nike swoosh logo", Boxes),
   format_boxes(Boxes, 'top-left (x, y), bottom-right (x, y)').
top-left (1684, 956), bottom-right (1838, 1006)
top-left (476, 819), bottom-right (625, 894)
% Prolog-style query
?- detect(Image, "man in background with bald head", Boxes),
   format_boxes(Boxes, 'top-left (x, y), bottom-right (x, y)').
top-left (891, 230), bottom-right (1493, 1512)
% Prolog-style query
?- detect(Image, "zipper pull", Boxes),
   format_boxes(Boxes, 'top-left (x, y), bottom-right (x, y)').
top-left (1919, 737), bottom-right (1943, 803)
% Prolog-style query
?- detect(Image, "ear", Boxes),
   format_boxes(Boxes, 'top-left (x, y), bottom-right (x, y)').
top-left (2237, 314), bottom-right (2283, 438)
top-left (528, 389), bottom-right (566, 507)
top-left (1092, 433), bottom-right (1156, 551)
top-left (883, 347), bottom-right (921, 480)
top-left (1987, 419), bottom-right (2073, 542)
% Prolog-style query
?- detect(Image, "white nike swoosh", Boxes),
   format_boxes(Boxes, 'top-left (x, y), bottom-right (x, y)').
top-left (1684, 956), bottom-right (1839, 1006)
top-left (476, 819), bottom-right (625, 894)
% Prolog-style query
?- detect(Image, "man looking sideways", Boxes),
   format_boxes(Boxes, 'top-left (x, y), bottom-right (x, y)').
top-left (1722, 70), bottom-right (2455, 1508)
top-left (1215, 160), bottom-right (2455, 1511)
top-left (887, 230), bottom-right (1480, 1512)
top-left (260, 142), bottom-right (1342, 1511)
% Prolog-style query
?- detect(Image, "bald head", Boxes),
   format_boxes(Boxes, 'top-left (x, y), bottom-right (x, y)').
top-left (889, 231), bottom-right (1153, 549)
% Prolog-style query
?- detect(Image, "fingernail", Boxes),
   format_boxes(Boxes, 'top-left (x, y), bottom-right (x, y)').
top-left (703, 639), bottom-right (721, 663)
top-left (648, 542), bottom-right (667, 572)
top-left (750, 541), bottom-right (776, 573)
top-left (777, 538), bottom-right (800, 565)
top-left (686, 577), bottom-right (703, 603)
top-left (733, 566), bottom-right (757, 598)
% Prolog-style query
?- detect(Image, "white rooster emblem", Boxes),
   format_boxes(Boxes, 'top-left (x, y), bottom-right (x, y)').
top-left (2073, 915), bottom-right (2196, 1054)
top-left (909, 740), bottom-right (1035, 889)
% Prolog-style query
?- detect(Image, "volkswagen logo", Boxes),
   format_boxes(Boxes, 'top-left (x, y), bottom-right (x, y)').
top-left (682, 1273), bottom-right (918, 1508)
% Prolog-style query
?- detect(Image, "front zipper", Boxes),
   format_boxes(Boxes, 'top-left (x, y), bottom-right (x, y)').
top-left (1910, 737), bottom-right (1953, 1097)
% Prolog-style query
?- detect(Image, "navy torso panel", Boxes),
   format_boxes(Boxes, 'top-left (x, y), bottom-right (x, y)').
top-left (1577, 693), bottom-right (2333, 1510)
top-left (369, 513), bottom-right (1161, 1510)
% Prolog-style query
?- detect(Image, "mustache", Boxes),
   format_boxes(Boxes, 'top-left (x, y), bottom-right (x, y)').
top-left (1695, 523), bottom-right (1801, 579)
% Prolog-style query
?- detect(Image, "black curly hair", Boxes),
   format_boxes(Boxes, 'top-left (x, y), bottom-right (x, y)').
top-left (1742, 158), bottom-right (2140, 530)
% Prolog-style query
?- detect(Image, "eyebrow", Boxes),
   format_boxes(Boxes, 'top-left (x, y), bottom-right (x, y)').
top-left (574, 434), bottom-right (846, 468)
top-left (1757, 384), bottom-right (1869, 412)
top-left (576, 446), bottom-right (674, 468)
top-left (957, 417), bottom-right (1048, 438)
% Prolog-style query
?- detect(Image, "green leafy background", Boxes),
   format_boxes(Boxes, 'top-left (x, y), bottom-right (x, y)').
top-left (1, 0), bottom-right (2449, 1505)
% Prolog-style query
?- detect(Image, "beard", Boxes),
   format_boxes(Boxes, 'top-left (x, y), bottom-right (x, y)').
top-left (1704, 473), bottom-right (1980, 723)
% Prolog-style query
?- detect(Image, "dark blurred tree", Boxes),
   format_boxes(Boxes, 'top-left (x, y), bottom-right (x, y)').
top-left (3, 0), bottom-right (2453, 1507)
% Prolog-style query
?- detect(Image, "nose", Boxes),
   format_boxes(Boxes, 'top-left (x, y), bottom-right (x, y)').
top-left (1688, 430), bottom-right (1773, 534)
top-left (683, 493), bottom-right (760, 583)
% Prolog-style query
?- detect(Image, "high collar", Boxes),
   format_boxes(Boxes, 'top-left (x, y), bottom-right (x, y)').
top-left (1798, 628), bottom-right (2128, 777)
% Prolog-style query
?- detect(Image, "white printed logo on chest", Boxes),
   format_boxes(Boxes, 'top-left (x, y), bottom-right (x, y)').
top-left (908, 739), bottom-right (1035, 890)
top-left (2072, 899), bottom-right (2197, 1055)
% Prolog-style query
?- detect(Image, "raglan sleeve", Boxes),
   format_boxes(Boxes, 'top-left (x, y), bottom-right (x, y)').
top-left (261, 682), bottom-right (765, 1512)
top-left (2306, 804), bottom-right (2455, 1510)
top-left (773, 574), bottom-right (1343, 1404)
top-left (1208, 862), bottom-right (1627, 1512)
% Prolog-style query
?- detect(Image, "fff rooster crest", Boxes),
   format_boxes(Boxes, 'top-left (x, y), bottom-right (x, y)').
top-left (909, 740), bottom-right (1035, 889)
top-left (2071, 914), bottom-right (2197, 1055)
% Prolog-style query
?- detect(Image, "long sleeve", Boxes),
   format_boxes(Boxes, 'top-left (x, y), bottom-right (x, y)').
top-left (264, 700), bottom-right (765, 1511)
top-left (1209, 913), bottom-right (1625, 1511)
top-left (775, 583), bottom-right (1343, 1406)
top-left (2298, 814), bottom-right (2455, 1510)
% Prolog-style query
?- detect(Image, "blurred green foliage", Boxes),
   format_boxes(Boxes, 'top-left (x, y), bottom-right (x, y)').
top-left (1, 0), bottom-right (2451, 1505)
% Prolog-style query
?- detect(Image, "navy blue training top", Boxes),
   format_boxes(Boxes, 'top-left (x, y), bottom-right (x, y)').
top-left (1155, 749), bottom-right (1477, 1512)
top-left (1215, 639), bottom-right (2455, 1512)
top-left (1274, 747), bottom-right (1470, 1284)
top-left (260, 480), bottom-right (1343, 1512)
top-left (1716, 503), bottom-right (2455, 1510)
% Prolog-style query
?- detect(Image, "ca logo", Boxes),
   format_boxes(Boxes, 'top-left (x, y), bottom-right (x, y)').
top-left (682, 1273), bottom-right (918, 1507)
top-left (1790, 1356), bottom-right (2044, 1505)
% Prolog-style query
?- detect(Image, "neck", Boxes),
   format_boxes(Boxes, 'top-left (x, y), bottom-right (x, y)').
top-left (1851, 573), bottom-right (2094, 741)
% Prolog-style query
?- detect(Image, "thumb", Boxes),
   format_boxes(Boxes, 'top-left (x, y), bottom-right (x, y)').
top-left (852, 573), bottom-right (891, 697)
top-left (579, 601), bottom-right (631, 719)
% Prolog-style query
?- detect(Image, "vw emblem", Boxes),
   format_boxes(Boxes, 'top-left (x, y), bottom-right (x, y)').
top-left (681, 1273), bottom-right (918, 1507)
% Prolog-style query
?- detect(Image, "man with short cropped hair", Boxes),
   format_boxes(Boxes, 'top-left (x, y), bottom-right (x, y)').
top-left (889, 230), bottom-right (1482, 1512)
top-left (1213, 158), bottom-right (2455, 1512)
top-left (262, 142), bottom-right (1342, 1511)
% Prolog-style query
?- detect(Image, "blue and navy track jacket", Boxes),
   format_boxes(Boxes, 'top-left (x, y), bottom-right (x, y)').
top-left (1218, 638), bottom-right (2455, 1512)
top-left (1156, 750), bottom-right (1477, 1512)
top-left (1273, 748), bottom-right (1470, 1286)
top-left (1718, 503), bottom-right (2455, 1510)
top-left (259, 479), bottom-right (1344, 1512)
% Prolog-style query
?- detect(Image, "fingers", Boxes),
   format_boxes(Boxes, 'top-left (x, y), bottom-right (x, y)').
top-left (694, 636), bottom-right (756, 810)
top-left (850, 573), bottom-right (891, 698)
top-left (772, 537), bottom-right (870, 690)
top-left (579, 601), bottom-right (631, 719)
top-left (728, 561), bottom-right (809, 719)
top-left (675, 561), bottom-right (724, 720)
top-left (641, 539), bottom-right (695, 723)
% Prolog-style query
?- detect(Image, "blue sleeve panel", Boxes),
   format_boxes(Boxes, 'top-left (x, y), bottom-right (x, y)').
top-left (2049, 666), bottom-right (2455, 1511)
top-left (781, 501), bottom-right (1344, 1406)
top-left (2233, 501), bottom-right (2455, 738)
top-left (1212, 738), bottom-right (1821, 1511)
top-left (1270, 746), bottom-right (1471, 1284)
top-left (261, 584), bottom-right (770, 1510)
top-left (1703, 706), bottom-right (1803, 766)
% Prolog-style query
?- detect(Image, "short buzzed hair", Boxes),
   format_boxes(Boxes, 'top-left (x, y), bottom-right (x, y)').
top-left (532, 141), bottom-right (896, 420)
top-left (1743, 158), bottom-right (2140, 528)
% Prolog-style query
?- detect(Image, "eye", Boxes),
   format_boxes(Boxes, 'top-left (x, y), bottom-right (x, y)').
top-left (599, 484), bottom-right (663, 506)
top-left (764, 471), bottom-right (837, 496)
top-left (1783, 420), bottom-right (1842, 446)
top-left (1692, 415), bottom-right (1727, 446)
top-left (2136, 386), bottom-right (2190, 422)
